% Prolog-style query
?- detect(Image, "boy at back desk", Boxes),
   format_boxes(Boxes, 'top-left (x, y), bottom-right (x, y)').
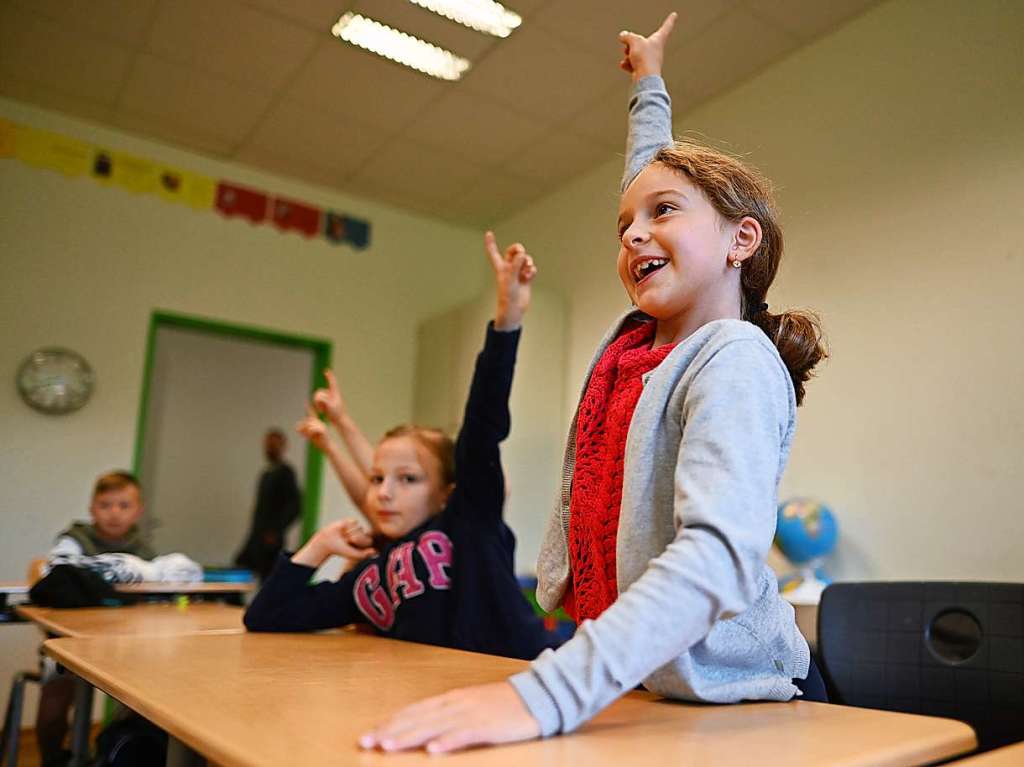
top-left (36, 470), bottom-right (154, 767)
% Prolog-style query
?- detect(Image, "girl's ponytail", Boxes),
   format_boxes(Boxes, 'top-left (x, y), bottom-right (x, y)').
top-left (747, 305), bottom-right (827, 406)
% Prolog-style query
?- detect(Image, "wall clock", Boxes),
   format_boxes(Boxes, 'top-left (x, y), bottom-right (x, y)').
top-left (16, 348), bottom-right (95, 414)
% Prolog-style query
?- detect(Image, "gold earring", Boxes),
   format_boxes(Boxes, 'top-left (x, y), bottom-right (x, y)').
top-left (731, 259), bottom-right (742, 269)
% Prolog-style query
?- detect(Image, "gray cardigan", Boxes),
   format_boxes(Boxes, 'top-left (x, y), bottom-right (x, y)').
top-left (507, 78), bottom-right (810, 736)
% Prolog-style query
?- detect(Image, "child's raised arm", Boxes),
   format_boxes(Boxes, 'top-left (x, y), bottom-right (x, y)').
top-left (620, 12), bottom-right (677, 190)
top-left (296, 399), bottom-right (370, 517)
top-left (314, 370), bottom-right (375, 475)
top-left (446, 232), bottom-right (536, 520)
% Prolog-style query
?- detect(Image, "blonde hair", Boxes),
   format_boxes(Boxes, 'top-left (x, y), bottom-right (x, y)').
top-left (92, 471), bottom-right (141, 499)
top-left (651, 142), bottom-right (827, 405)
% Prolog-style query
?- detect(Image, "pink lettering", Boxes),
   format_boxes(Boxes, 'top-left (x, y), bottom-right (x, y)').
top-left (416, 531), bottom-right (453, 590)
top-left (353, 565), bottom-right (394, 630)
top-left (385, 542), bottom-right (425, 605)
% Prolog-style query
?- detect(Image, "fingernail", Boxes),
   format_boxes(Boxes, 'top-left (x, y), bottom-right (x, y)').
top-left (358, 735), bottom-right (373, 749)
top-left (427, 742), bottom-right (442, 755)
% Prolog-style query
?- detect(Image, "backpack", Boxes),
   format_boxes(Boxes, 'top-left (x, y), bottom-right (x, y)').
top-left (29, 565), bottom-right (137, 608)
top-left (90, 713), bottom-right (168, 766)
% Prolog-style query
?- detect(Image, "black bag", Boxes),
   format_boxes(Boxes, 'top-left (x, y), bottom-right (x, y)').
top-left (90, 713), bottom-right (167, 766)
top-left (29, 565), bottom-right (137, 608)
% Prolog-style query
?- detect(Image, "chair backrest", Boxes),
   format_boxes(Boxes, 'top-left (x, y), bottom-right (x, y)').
top-left (26, 556), bottom-right (47, 585)
top-left (817, 582), bottom-right (1024, 752)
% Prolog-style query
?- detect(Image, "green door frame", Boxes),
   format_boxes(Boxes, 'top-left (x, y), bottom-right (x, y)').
top-left (131, 309), bottom-right (332, 545)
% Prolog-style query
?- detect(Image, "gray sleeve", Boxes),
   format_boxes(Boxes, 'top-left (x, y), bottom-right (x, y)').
top-left (621, 75), bottom-right (673, 191)
top-left (509, 340), bottom-right (790, 736)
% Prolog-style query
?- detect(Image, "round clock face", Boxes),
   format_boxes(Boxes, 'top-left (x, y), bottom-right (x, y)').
top-left (16, 348), bottom-right (95, 414)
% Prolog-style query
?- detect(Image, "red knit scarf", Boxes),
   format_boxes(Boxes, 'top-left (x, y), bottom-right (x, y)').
top-left (564, 320), bottom-right (678, 623)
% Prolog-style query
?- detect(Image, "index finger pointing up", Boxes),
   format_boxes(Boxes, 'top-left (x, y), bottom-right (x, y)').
top-left (653, 11), bottom-right (677, 39)
top-left (484, 231), bottom-right (503, 271)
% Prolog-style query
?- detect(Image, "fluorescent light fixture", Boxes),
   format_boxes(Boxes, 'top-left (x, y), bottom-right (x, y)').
top-left (331, 13), bottom-right (471, 82)
top-left (408, 0), bottom-right (522, 38)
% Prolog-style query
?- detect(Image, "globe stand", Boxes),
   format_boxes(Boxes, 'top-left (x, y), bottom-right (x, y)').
top-left (780, 559), bottom-right (829, 606)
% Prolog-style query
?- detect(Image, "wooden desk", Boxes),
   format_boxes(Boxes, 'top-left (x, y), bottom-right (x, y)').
top-left (19, 603), bottom-right (244, 766)
top-left (16, 603), bottom-right (244, 638)
top-left (952, 742), bottom-right (1024, 765)
top-left (44, 632), bottom-right (976, 767)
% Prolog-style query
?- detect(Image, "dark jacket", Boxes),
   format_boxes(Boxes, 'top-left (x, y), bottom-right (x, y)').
top-left (245, 324), bottom-right (560, 661)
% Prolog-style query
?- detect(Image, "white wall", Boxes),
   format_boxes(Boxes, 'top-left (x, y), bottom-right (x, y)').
top-left (0, 97), bottom-right (487, 722)
top-left (143, 326), bottom-right (313, 565)
top-left (497, 0), bottom-right (1024, 583)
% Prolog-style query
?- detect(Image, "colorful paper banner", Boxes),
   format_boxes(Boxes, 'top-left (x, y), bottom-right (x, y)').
top-left (325, 212), bottom-right (370, 249)
top-left (2, 121), bottom-right (370, 248)
top-left (272, 197), bottom-right (320, 237)
top-left (215, 182), bottom-right (269, 224)
top-left (14, 125), bottom-right (92, 176)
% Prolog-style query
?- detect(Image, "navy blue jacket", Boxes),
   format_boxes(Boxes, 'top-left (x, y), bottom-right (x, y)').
top-left (244, 324), bottom-right (560, 661)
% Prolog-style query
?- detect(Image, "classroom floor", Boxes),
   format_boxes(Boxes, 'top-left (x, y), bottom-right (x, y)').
top-left (12, 725), bottom-right (98, 767)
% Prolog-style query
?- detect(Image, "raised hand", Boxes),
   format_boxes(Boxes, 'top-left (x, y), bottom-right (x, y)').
top-left (618, 11), bottom-right (677, 81)
top-left (296, 404), bottom-right (330, 452)
top-left (312, 369), bottom-right (347, 426)
top-left (484, 230), bottom-right (536, 332)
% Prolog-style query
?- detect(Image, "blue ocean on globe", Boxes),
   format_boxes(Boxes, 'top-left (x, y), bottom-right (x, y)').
top-left (775, 498), bottom-right (838, 566)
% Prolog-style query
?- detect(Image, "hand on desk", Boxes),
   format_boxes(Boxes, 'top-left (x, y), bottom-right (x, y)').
top-left (359, 681), bottom-right (540, 754)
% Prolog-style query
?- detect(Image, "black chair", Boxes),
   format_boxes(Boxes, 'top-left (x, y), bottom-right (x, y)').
top-left (817, 582), bottom-right (1024, 752)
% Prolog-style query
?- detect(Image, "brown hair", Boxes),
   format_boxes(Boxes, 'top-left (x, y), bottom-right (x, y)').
top-left (93, 471), bottom-right (142, 499)
top-left (381, 425), bottom-right (455, 486)
top-left (650, 142), bottom-right (827, 405)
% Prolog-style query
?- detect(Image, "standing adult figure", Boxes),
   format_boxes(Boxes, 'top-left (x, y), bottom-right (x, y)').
top-left (235, 429), bottom-right (301, 580)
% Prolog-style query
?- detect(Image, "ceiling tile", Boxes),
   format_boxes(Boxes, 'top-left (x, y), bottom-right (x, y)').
top-left (347, 138), bottom-right (487, 206)
top-left (744, 0), bottom-right (881, 42)
top-left (117, 54), bottom-right (274, 144)
top-left (664, 7), bottom-right (801, 104)
top-left (244, 0), bottom-right (359, 31)
top-left (503, 0), bottom-right (550, 17)
top-left (0, 3), bottom-right (133, 107)
top-left (444, 171), bottom-right (543, 228)
top-left (146, 0), bottom-right (321, 92)
top-left (563, 82), bottom-right (634, 150)
top-left (0, 0), bottom-right (886, 228)
top-left (10, 0), bottom-right (159, 49)
top-left (504, 129), bottom-right (613, 186)
top-left (350, 0), bottom-right (500, 61)
top-left (532, 0), bottom-right (739, 58)
top-left (0, 77), bottom-right (113, 126)
top-left (108, 111), bottom-right (236, 156)
top-left (286, 38), bottom-right (448, 133)
top-left (233, 144), bottom-right (348, 191)
top-left (461, 25), bottom-right (614, 124)
top-left (239, 98), bottom-right (390, 177)
top-left (411, 90), bottom-right (550, 164)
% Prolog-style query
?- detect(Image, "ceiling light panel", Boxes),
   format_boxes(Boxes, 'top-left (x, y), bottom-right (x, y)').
top-left (331, 13), bottom-right (471, 81)
top-left (407, 0), bottom-right (522, 38)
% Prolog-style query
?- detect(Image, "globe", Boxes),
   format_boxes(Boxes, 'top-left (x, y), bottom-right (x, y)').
top-left (775, 498), bottom-right (838, 567)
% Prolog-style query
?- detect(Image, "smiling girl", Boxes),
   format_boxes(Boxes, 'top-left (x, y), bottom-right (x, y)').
top-left (359, 13), bottom-right (828, 754)
top-left (244, 233), bottom-right (561, 661)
